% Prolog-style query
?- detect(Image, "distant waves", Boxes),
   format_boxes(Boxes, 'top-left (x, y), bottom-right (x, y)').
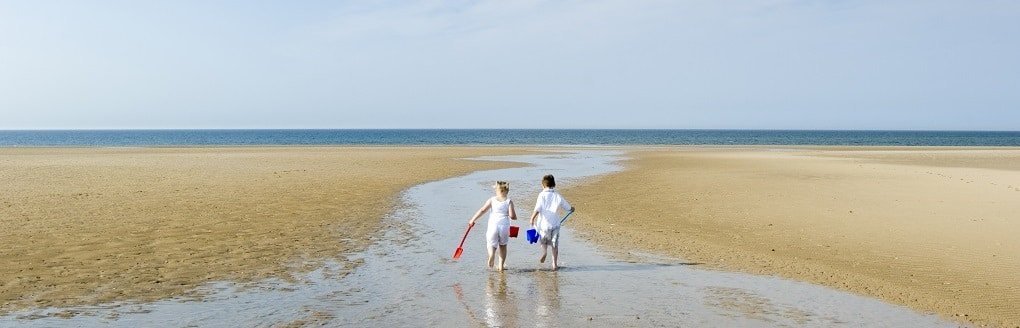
top-left (1, 129), bottom-right (1019, 146)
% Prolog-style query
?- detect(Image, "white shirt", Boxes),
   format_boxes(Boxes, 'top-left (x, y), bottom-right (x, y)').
top-left (488, 196), bottom-right (512, 227)
top-left (533, 189), bottom-right (571, 231)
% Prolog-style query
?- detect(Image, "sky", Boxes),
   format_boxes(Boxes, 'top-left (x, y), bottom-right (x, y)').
top-left (0, 0), bottom-right (1018, 130)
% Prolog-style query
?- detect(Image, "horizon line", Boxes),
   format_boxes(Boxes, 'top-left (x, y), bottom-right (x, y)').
top-left (1, 128), bottom-right (1019, 133)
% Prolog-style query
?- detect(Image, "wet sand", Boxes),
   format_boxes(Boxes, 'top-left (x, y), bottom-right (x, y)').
top-left (0, 147), bottom-right (529, 313)
top-left (568, 147), bottom-right (1020, 327)
top-left (1, 150), bottom-right (954, 327)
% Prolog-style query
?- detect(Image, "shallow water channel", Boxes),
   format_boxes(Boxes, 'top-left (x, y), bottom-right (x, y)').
top-left (2, 150), bottom-right (956, 327)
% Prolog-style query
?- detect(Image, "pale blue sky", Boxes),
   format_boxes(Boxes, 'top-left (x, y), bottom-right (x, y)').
top-left (1, 1), bottom-right (1017, 130)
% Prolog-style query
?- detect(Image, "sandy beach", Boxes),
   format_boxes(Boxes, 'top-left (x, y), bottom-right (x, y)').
top-left (0, 147), bottom-right (529, 313)
top-left (568, 147), bottom-right (1020, 327)
top-left (3, 146), bottom-right (1018, 327)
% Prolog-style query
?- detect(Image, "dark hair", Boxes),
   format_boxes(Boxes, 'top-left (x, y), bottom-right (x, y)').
top-left (542, 174), bottom-right (556, 188)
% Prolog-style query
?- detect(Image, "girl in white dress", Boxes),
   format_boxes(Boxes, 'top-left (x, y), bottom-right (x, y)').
top-left (468, 181), bottom-right (518, 271)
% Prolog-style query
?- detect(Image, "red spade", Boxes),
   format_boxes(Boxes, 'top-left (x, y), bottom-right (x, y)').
top-left (452, 223), bottom-right (474, 260)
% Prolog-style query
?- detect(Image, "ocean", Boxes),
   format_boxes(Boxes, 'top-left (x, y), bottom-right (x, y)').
top-left (0, 129), bottom-right (1019, 147)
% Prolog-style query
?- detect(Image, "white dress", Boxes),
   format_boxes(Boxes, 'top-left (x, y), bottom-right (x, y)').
top-left (485, 197), bottom-right (512, 248)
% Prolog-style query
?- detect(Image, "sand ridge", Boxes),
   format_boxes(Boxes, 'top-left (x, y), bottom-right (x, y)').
top-left (567, 148), bottom-right (1020, 327)
top-left (0, 147), bottom-right (530, 314)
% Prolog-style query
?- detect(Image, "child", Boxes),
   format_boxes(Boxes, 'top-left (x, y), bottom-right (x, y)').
top-left (529, 174), bottom-right (575, 270)
top-left (468, 181), bottom-right (518, 271)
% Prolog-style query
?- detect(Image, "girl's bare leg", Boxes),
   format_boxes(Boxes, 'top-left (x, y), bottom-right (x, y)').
top-left (498, 245), bottom-right (508, 271)
top-left (487, 246), bottom-right (495, 269)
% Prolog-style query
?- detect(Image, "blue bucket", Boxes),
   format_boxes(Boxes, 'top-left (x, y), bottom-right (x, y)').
top-left (526, 228), bottom-right (539, 244)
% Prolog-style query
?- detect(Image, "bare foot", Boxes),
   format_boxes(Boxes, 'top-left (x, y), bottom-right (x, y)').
top-left (539, 253), bottom-right (546, 263)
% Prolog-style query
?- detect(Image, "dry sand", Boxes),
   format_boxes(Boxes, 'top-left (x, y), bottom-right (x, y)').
top-left (568, 147), bottom-right (1020, 328)
top-left (0, 147), bottom-right (528, 313)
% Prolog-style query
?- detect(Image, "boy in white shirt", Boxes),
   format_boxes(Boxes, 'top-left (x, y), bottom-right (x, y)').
top-left (529, 174), bottom-right (575, 270)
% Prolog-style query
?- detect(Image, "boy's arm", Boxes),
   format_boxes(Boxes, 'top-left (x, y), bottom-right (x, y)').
top-left (508, 200), bottom-right (518, 221)
top-left (560, 197), bottom-right (575, 214)
top-left (531, 195), bottom-right (543, 226)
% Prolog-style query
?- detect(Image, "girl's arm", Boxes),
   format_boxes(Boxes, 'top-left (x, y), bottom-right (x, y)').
top-left (468, 199), bottom-right (492, 226)
top-left (508, 200), bottom-right (518, 221)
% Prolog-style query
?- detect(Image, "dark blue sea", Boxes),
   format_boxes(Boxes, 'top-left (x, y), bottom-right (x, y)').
top-left (1, 130), bottom-right (1019, 147)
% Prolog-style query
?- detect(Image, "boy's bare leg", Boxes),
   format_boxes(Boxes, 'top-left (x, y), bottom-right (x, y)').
top-left (539, 244), bottom-right (547, 263)
top-left (487, 246), bottom-right (495, 269)
top-left (551, 246), bottom-right (559, 270)
top-left (498, 245), bottom-right (508, 271)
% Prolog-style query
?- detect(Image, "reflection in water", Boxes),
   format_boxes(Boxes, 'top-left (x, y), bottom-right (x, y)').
top-left (533, 271), bottom-right (560, 328)
top-left (484, 273), bottom-right (518, 327)
top-left (453, 274), bottom-right (520, 328)
top-left (452, 283), bottom-right (483, 325)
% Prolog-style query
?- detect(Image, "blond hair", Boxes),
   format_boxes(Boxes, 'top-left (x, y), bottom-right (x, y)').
top-left (494, 180), bottom-right (510, 194)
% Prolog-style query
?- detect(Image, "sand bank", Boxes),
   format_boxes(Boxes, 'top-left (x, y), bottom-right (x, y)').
top-left (0, 147), bottom-right (528, 313)
top-left (568, 147), bottom-right (1020, 327)
top-left (3, 150), bottom-right (957, 327)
